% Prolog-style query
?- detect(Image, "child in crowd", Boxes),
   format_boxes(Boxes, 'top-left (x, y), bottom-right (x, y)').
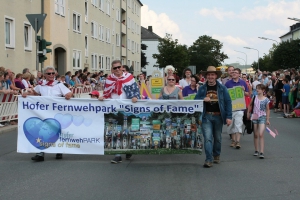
top-left (247, 84), bottom-right (270, 159)
top-left (281, 78), bottom-right (290, 115)
top-left (285, 98), bottom-right (300, 118)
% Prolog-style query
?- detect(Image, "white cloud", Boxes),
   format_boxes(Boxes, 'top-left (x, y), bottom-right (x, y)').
top-left (198, 1), bottom-right (300, 26)
top-left (212, 34), bottom-right (248, 46)
top-left (263, 29), bottom-right (287, 37)
top-left (141, 5), bottom-right (184, 43)
top-left (199, 8), bottom-right (235, 21)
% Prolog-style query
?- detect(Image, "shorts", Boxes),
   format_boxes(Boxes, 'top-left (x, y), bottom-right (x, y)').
top-left (227, 111), bottom-right (244, 134)
top-left (282, 96), bottom-right (289, 104)
top-left (252, 115), bottom-right (266, 124)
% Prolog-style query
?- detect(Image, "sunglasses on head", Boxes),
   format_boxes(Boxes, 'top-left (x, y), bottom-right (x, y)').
top-left (46, 72), bottom-right (55, 75)
top-left (168, 79), bottom-right (175, 81)
top-left (113, 66), bottom-right (122, 70)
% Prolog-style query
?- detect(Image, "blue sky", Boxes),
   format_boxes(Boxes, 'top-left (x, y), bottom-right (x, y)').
top-left (141, 0), bottom-right (300, 66)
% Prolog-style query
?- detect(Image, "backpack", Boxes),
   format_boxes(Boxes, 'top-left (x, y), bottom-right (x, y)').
top-left (243, 96), bottom-right (255, 134)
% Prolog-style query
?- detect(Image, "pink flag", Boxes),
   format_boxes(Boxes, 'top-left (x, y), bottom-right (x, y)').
top-left (266, 127), bottom-right (276, 138)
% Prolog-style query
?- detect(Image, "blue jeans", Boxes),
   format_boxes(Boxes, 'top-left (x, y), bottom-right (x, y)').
top-left (201, 114), bottom-right (223, 162)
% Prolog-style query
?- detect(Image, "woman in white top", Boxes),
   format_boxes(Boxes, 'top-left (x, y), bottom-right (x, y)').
top-left (21, 72), bottom-right (33, 90)
top-left (251, 76), bottom-right (261, 98)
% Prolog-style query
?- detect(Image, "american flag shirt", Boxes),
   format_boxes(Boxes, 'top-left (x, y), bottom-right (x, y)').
top-left (253, 95), bottom-right (270, 118)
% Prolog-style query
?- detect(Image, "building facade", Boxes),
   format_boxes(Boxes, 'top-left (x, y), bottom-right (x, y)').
top-left (280, 22), bottom-right (300, 42)
top-left (141, 26), bottom-right (162, 76)
top-left (0, 0), bottom-right (142, 75)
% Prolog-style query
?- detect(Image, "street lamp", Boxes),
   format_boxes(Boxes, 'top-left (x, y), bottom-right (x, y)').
top-left (244, 47), bottom-right (260, 70)
top-left (258, 37), bottom-right (279, 45)
top-left (234, 50), bottom-right (247, 67)
top-left (237, 57), bottom-right (246, 73)
top-left (288, 17), bottom-right (300, 22)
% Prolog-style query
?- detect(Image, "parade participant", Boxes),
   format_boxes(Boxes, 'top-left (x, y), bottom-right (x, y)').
top-left (195, 66), bottom-right (232, 168)
top-left (221, 66), bottom-right (234, 85)
top-left (252, 76), bottom-right (260, 97)
top-left (225, 68), bottom-right (249, 149)
top-left (247, 84), bottom-right (270, 159)
top-left (182, 75), bottom-right (199, 97)
top-left (99, 60), bottom-right (140, 164)
top-left (138, 73), bottom-right (148, 86)
top-left (22, 66), bottom-right (73, 162)
top-left (179, 68), bottom-right (192, 88)
top-left (164, 65), bottom-right (175, 85)
top-left (159, 75), bottom-right (183, 100)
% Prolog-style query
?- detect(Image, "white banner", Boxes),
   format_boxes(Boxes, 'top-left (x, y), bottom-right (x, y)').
top-left (17, 96), bottom-right (203, 155)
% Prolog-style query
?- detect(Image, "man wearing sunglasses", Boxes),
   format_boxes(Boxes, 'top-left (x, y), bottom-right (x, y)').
top-left (99, 60), bottom-right (140, 163)
top-left (22, 66), bottom-right (73, 162)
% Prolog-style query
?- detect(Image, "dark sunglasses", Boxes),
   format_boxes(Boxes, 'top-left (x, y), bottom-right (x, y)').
top-left (113, 66), bottom-right (122, 70)
top-left (168, 79), bottom-right (175, 81)
top-left (46, 72), bottom-right (55, 75)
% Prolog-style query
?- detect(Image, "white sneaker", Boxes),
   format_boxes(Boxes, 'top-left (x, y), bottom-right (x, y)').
top-left (0, 124), bottom-right (4, 127)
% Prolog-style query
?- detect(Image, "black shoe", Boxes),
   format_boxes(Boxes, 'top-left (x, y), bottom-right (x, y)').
top-left (111, 156), bottom-right (122, 164)
top-left (126, 154), bottom-right (132, 160)
top-left (31, 155), bottom-right (44, 162)
top-left (55, 154), bottom-right (63, 159)
top-left (259, 153), bottom-right (264, 159)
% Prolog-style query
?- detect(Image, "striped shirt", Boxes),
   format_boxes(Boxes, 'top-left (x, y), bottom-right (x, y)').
top-left (253, 96), bottom-right (270, 118)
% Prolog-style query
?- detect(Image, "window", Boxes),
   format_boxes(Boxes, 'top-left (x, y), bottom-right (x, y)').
top-left (127, 0), bottom-right (131, 8)
top-left (24, 23), bottom-right (32, 51)
top-left (85, 0), bottom-right (88, 22)
top-left (5, 17), bottom-right (15, 48)
top-left (116, 9), bottom-right (121, 22)
top-left (99, 0), bottom-right (104, 11)
top-left (99, 24), bottom-right (104, 41)
top-left (99, 55), bottom-right (104, 69)
top-left (112, 44), bottom-right (115, 60)
top-left (127, 39), bottom-right (130, 50)
top-left (112, 18), bottom-right (115, 35)
top-left (106, 0), bottom-right (110, 15)
top-left (116, 33), bottom-right (120, 46)
top-left (91, 21), bottom-right (98, 38)
top-left (127, 17), bottom-right (130, 29)
top-left (112, 0), bottom-right (114, 9)
top-left (106, 56), bottom-right (110, 70)
top-left (131, 41), bottom-right (134, 53)
top-left (131, 0), bottom-right (134, 12)
top-left (91, 0), bottom-right (97, 7)
top-left (85, 35), bottom-right (88, 57)
top-left (131, 19), bottom-right (134, 32)
top-left (73, 12), bottom-right (81, 33)
top-left (91, 53), bottom-right (98, 70)
top-left (55, 0), bottom-right (65, 16)
top-left (73, 50), bottom-right (81, 68)
top-left (106, 28), bottom-right (110, 43)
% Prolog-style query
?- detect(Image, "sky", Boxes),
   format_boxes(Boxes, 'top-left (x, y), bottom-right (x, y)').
top-left (140, 0), bottom-right (300, 66)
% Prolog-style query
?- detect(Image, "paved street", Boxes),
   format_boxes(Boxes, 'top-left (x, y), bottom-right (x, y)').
top-left (0, 112), bottom-right (300, 200)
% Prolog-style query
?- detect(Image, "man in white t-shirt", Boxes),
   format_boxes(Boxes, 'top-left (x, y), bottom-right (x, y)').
top-left (22, 66), bottom-right (73, 162)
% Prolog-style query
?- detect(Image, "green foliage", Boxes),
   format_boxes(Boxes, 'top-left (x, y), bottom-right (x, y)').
top-left (189, 35), bottom-right (228, 72)
top-left (272, 39), bottom-right (300, 69)
top-left (152, 34), bottom-right (190, 74)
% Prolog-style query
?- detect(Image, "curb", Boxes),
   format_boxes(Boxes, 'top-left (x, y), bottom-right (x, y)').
top-left (0, 125), bottom-right (18, 135)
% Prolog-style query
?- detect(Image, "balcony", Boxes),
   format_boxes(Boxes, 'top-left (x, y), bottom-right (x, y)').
top-left (122, 47), bottom-right (126, 57)
top-left (122, 23), bottom-right (126, 35)
top-left (121, 0), bottom-right (126, 12)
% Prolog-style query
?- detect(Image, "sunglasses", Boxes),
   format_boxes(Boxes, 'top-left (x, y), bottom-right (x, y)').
top-left (46, 72), bottom-right (55, 75)
top-left (168, 79), bottom-right (175, 81)
top-left (113, 66), bottom-right (122, 70)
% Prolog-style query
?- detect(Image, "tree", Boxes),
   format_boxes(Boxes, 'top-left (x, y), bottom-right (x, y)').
top-left (189, 35), bottom-right (228, 72)
top-left (152, 34), bottom-right (190, 75)
top-left (272, 39), bottom-right (300, 70)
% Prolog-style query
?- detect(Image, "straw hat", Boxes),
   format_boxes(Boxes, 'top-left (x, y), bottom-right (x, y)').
top-left (202, 66), bottom-right (222, 78)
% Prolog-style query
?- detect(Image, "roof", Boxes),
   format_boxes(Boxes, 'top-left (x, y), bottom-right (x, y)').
top-left (141, 26), bottom-right (161, 40)
top-left (137, 0), bottom-right (143, 6)
top-left (280, 23), bottom-right (300, 38)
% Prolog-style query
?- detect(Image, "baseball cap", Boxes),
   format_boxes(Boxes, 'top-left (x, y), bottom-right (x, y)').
top-left (89, 90), bottom-right (99, 97)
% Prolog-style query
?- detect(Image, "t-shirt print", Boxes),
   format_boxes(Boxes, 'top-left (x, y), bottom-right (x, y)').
top-left (206, 90), bottom-right (218, 105)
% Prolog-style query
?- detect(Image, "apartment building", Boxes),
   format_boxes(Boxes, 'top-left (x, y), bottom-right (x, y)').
top-left (0, 0), bottom-right (142, 76)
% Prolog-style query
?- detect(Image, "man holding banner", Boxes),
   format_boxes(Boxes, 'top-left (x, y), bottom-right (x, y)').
top-left (195, 66), bottom-right (232, 168)
top-left (99, 60), bottom-right (141, 164)
top-left (225, 68), bottom-right (249, 149)
top-left (22, 66), bottom-right (73, 162)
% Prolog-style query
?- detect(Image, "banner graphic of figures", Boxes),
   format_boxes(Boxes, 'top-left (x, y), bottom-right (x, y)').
top-left (18, 96), bottom-right (203, 155)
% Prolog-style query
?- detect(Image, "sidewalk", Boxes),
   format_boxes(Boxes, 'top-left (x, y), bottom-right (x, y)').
top-left (0, 124), bottom-right (18, 135)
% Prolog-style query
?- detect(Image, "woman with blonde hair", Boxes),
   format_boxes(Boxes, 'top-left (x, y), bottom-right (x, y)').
top-left (159, 75), bottom-right (183, 100)
top-left (164, 65), bottom-right (175, 85)
top-left (21, 72), bottom-right (33, 90)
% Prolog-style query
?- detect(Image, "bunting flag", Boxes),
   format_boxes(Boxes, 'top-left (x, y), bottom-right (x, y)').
top-left (140, 82), bottom-right (152, 99)
top-left (266, 127), bottom-right (276, 138)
